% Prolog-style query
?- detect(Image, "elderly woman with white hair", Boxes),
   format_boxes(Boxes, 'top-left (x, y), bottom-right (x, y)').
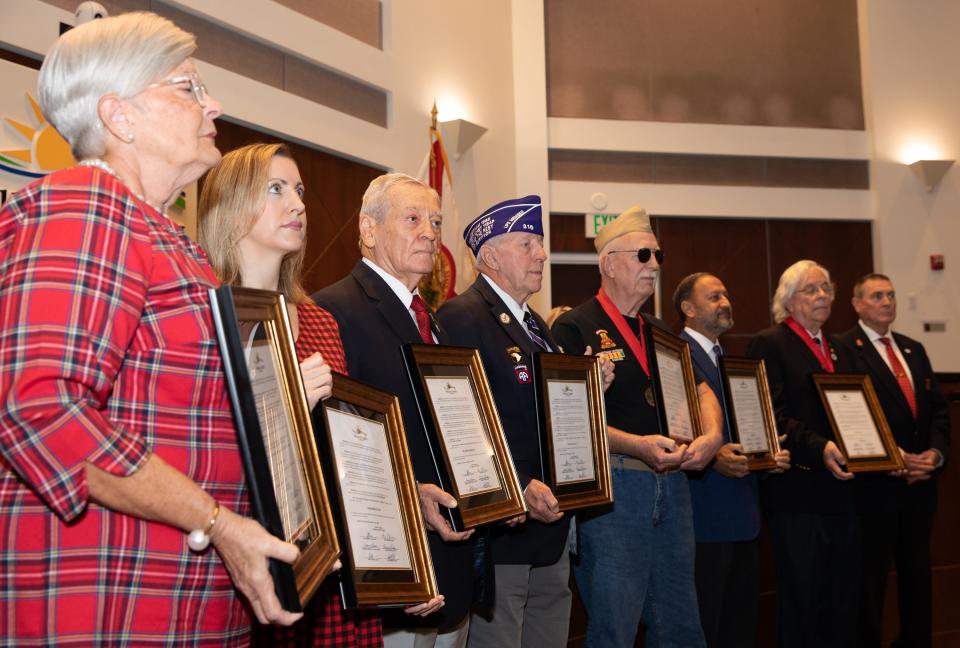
top-left (0, 12), bottom-right (302, 645)
top-left (746, 259), bottom-right (860, 648)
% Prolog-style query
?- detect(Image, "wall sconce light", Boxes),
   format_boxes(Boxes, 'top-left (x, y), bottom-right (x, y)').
top-left (909, 159), bottom-right (954, 192)
top-left (440, 119), bottom-right (487, 160)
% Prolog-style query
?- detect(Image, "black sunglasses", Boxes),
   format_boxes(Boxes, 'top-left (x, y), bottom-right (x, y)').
top-left (607, 248), bottom-right (664, 265)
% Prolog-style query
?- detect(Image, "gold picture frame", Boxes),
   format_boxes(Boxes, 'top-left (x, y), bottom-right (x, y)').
top-left (647, 324), bottom-right (703, 443)
top-left (314, 374), bottom-right (439, 607)
top-left (532, 352), bottom-right (612, 511)
top-left (209, 286), bottom-right (340, 612)
top-left (402, 344), bottom-right (527, 531)
top-left (718, 357), bottom-right (781, 471)
top-left (812, 373), bottom-right (906, 473)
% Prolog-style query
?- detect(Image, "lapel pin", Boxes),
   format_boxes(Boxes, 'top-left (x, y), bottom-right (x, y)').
top-left (855, 339), bottom-right (863, 348)
top-left (499, 312), bottom-right (510, 324)
top-left (904, 348), bottom-right (912, 354)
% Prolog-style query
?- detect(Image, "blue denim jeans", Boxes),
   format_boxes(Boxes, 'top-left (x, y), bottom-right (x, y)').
top-left (573, 464), bottom-right (705, 648)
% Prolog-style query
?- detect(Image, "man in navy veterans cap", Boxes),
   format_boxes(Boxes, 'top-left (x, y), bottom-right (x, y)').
top-left (437, 195), bottom-right (612, 648)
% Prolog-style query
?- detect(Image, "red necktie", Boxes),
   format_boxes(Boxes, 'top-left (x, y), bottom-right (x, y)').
top-left (410, 295), bottom-right (435, 344)
top-left (879, 337), bottom-right (916, 418)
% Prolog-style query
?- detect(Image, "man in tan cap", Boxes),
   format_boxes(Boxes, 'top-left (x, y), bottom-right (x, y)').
top-left (551, 206), bottom-right (723, 648)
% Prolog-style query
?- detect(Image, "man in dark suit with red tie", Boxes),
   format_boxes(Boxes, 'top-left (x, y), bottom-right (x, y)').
top-left (313, 173), bottom-right (477, 648)
top-left (839, 273), bottom-right (950, 648)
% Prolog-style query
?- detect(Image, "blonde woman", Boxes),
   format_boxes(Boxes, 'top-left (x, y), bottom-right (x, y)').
top-left (199, 143), bottom-right (381, 647)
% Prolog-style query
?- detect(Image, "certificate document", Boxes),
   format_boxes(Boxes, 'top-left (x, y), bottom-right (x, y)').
top-left (424, 377), bottom-right (502, 496)
top-left (655, 348), bottom-right (694, 442)
top-left (247, 338), bottom-right (313, 544)
top-left (546, 379), bottom-right (596, 484)
top-left (728, 376), bottom-right (772, 453)
top-left (824, 390), bottom-right (887, 458)
top-left (326, 408), bottom-right (412, 571)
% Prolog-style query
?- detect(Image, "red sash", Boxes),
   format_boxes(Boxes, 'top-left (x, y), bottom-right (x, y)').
top-left (597, 288), bottom-right (650, 377)
top-left (784, 316), bottom-right (834, 373)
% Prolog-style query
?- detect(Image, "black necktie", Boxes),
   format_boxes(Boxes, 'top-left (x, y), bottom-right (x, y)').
top-left (523, 311), bottom-right (549, 351)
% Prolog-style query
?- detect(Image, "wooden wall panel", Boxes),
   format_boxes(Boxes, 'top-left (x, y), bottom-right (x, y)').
top-left (548, 150), bottom-right (870, 190)
top-left (766, 220), bottom-right (873, 336)
top-left (545, 0), bottom-right (864, 129)
top-left (202, 118), bottom-right (381, 294)
top-left (655, 217), bottom-right (770, 356)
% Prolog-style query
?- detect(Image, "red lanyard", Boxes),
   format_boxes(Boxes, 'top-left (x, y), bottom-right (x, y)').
top-left (597, 288), bottom-right (650, 376)
top-left (784, 317), bottom-right (834, 373)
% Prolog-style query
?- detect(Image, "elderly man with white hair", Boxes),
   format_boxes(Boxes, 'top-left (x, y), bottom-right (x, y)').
top-left (551, 206), bottom-right (723, 648)
top-left (746, 259), bottom-right (861, 648)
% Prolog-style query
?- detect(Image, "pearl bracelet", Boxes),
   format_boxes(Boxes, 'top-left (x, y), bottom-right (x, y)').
top-left (187, 500), bottom-right (221, 552)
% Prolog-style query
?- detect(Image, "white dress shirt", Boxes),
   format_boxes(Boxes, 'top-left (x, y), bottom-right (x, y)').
top-left (859, 320), bottom-right (914, 389)
top-left (683, 326), bottom-right (721, 367)
top-left (362, 257), bottom-right (436, 342)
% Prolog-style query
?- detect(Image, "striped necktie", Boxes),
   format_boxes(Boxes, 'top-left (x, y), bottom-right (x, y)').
top-left (523, 311), bottom-right (549, 351)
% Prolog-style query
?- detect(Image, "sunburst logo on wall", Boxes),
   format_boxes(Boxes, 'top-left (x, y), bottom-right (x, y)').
top-left (1, 93), bottom-right (75, 178)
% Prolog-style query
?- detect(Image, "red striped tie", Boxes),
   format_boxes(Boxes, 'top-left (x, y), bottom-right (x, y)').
top-left (879, 337), bottom-right (916, 418)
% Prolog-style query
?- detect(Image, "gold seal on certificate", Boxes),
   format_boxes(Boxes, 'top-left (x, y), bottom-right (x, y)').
top-left (718, 357), bottom-right (781, 470)
top-left (647, 325), bottom-right (703, 443)
top-left (209, 286), bottom-right (339, 613)
top-left (402, 344), bottom-right (527, 531)
top-left (533, 352), bottom-right (612, 512)
top-left (813, 373), bottom-right (905, 473)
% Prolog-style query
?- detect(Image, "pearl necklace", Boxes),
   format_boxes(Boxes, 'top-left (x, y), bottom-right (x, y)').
top-left (79, 158), bottom-right (165, 214)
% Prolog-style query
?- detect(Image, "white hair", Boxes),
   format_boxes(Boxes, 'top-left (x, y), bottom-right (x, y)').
top-left (38, 11), bottom-right (195, 159)
top-left (771, 259), bottom-right (832, 323)
top-left (360, 173), bottom-right (439, 223)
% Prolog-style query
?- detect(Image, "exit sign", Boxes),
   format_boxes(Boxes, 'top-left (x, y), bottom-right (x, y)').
top-left (585, 213), bottom-right (616, 238)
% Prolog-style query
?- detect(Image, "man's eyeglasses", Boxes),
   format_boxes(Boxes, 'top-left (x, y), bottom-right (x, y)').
top-left (145, 72), bottom-right (208, 107)
top-left (606, 248), bottom-right (664, 265)
top-left (796, 282), bottom-right (836, 297)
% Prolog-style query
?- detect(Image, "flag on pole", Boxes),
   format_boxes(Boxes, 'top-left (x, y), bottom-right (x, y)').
top-left (417, 101), bottom-right (459, 310)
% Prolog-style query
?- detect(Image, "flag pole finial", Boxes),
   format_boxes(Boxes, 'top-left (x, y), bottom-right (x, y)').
top-left (431, 100), bottom-right (438, 130)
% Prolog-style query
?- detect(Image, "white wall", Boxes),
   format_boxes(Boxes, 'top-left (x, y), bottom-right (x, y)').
top-left (0, 0), bottom-right (517, 293)
top-left (860, 0), bottom-right (960, 369)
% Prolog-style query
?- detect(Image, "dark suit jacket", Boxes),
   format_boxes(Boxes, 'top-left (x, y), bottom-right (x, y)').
top-left (680, 330), bottom-right (760, 542)
top-left (436, 276), bottom-right (570, 566)
top-left (746, 323), bottom-right (859, 514)
top-left (838, 325), bottom-right (950, 512)
top-left (313, 260), bottom-right (475, 630)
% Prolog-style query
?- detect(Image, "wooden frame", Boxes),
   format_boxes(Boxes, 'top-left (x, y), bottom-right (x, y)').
top-left (313, 374), bottom-right (438, 607)
top-left (718, 357), bottom-right (781, 471)
top-left (208, 286), bottom-right (339, 613)
top-left (812, 373), bottom-right (906, 473)
top-left (402, 343), bottom-right (526, 531)
top-left (532, 352), bottom-right (612, 511)
top-left (646, 324), bottom-right (703, 443)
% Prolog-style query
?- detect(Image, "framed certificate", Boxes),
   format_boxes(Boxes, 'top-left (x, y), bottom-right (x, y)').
top-left (532, 352), bottom-right (612, 511)
top-left (718, 357), bottom-right (781, 471)
top-left (812, 373), bottom-right (905, 473)
top-left (208, 286), bottom-right (340, 613)
top-left (402, 344), bottom-right (526, 531)
top-left (313, 374), bottom-right (438, 607)
top-left (646, 324), bottom-right (703, 443)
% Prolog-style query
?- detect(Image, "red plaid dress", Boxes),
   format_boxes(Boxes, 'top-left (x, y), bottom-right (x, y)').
top-left (0, 166), bottom-right (252, 645)
top-left (253, 302), bottom-right (382, 647)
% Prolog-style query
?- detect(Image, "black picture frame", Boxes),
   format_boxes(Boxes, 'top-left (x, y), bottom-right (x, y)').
top-left (209, 286), bottom-right (339, 612)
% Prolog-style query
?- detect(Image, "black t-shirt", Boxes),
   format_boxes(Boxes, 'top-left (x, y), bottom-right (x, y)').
top-left (552, 296), bottom-right (668, 437)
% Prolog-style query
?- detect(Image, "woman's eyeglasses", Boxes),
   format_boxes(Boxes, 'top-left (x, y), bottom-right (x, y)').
top-left (144, 72), bottom-right (208, 107)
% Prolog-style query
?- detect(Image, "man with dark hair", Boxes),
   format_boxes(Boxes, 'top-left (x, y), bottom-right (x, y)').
top-left (839, 273), bottom-right (950, 648)
top-left (673, 272), bottom-right (790, 648)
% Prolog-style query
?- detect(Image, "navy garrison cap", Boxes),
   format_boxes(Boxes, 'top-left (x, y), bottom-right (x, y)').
top-left (463, 195), bottom-right (543, 256)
